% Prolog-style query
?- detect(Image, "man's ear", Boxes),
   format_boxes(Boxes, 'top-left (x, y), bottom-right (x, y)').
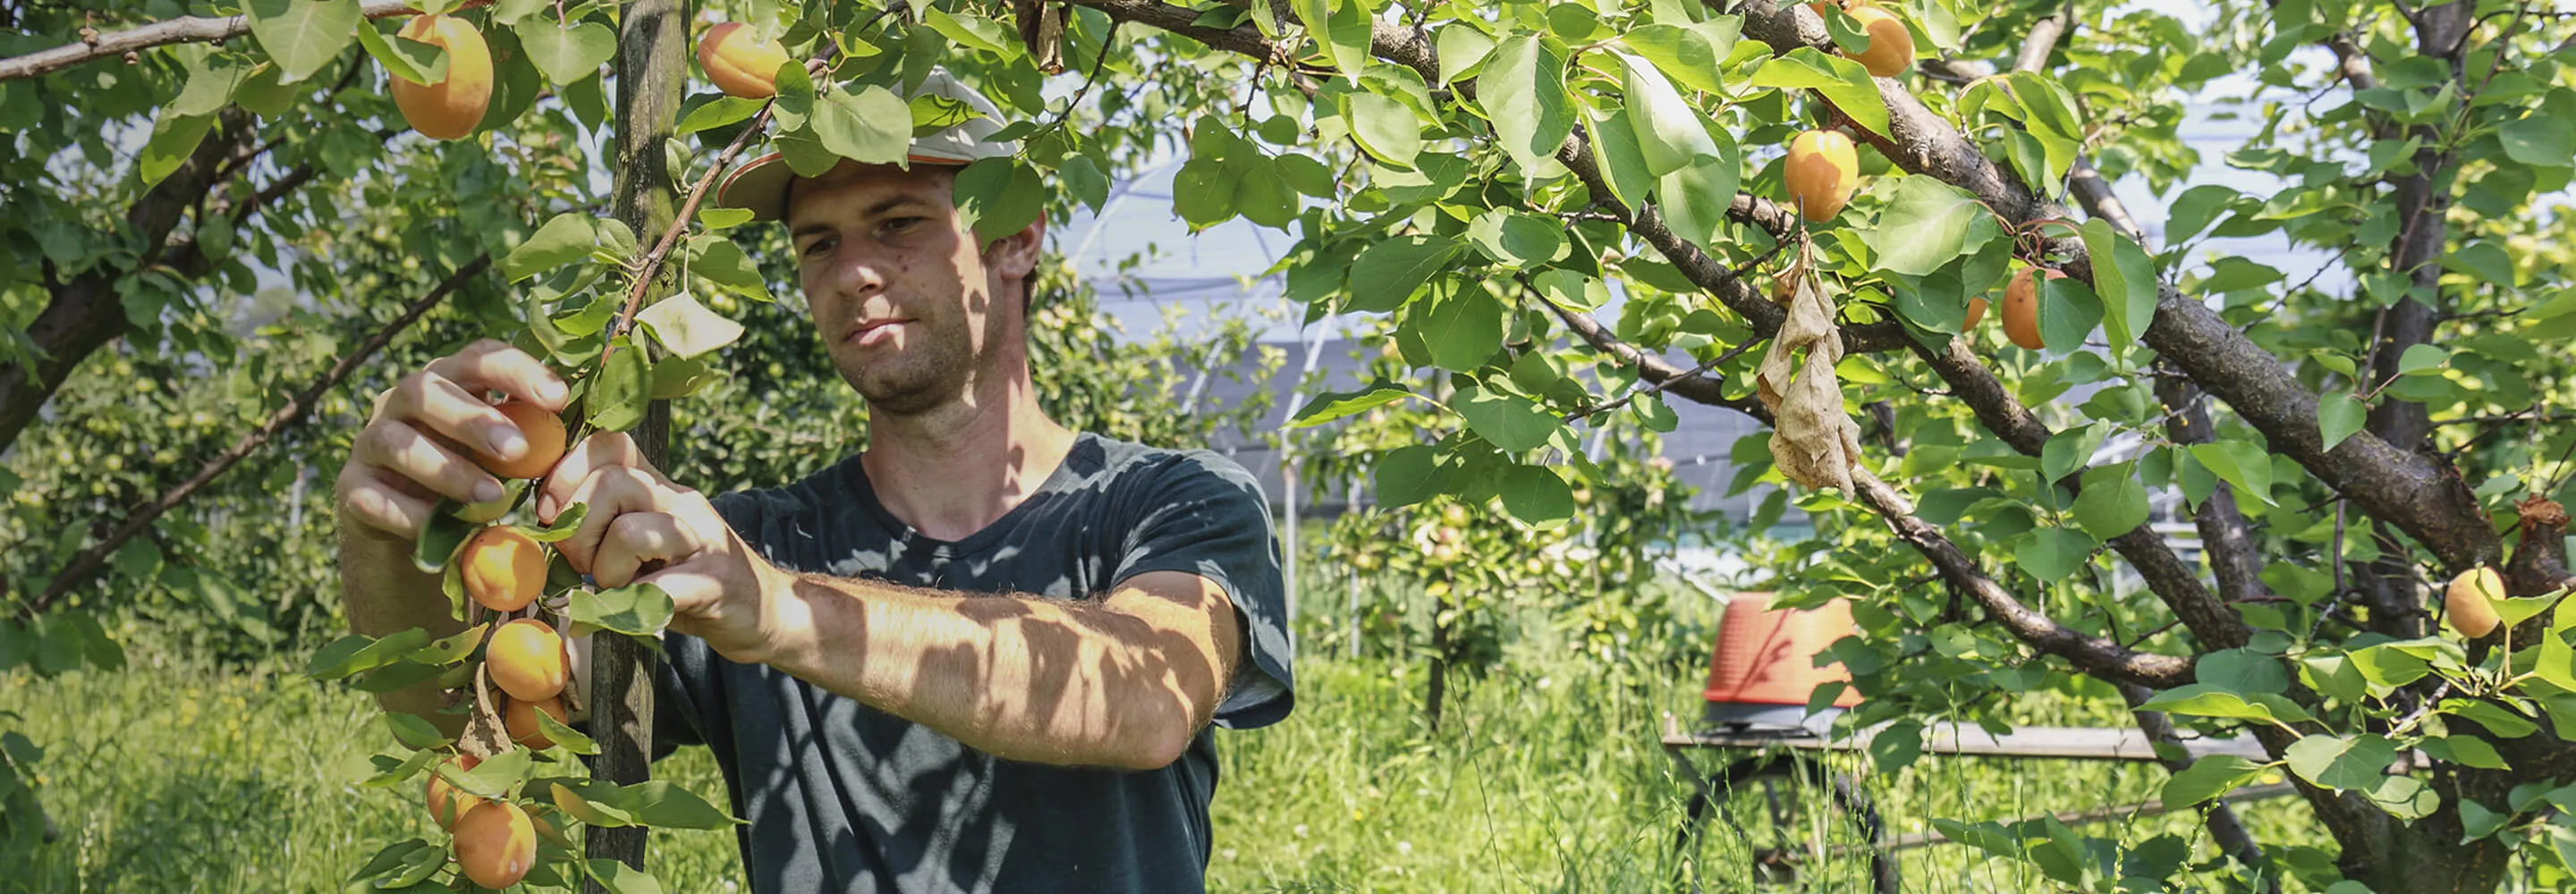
top-left (986, 215), bottom-right (1046, 288)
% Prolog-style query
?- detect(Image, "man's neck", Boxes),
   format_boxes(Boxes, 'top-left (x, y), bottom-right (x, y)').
top-left (859, 366), bottom-right (1077, 543)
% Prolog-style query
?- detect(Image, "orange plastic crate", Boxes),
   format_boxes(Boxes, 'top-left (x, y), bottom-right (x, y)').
top-left (1701, 593), bottom-right (1863, 709)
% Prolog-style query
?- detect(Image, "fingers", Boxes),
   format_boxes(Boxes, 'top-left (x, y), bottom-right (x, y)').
top-left (538, 433), bottom-right (664, 523)
top-left (335, 464), bottom-right (438, 539)
top-left (422, 339), bottom-right (572, 412)
top-left (550, 467), bottom-right (680, 574)
top-left (352, 417), bottom-right (505, 506)
top-left (371, 375), bottom-right (518, 479)
top-left (590, 511), bottom-right (702, 588)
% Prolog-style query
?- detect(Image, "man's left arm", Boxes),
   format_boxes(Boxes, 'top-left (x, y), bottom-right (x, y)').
top-left (536, 434), bottom-right (1258, 771)
top-left (755, 568), bottom-right (1242, 771)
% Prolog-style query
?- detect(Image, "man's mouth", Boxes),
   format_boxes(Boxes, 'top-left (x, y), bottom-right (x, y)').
top-left (845, 319), bottom-right (908, 348)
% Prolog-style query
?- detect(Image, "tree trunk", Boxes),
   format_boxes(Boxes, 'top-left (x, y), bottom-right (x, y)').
top-left (584, 0), bottom-right (682, 884)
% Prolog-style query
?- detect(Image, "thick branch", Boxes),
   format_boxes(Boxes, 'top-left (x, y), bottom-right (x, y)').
top-left (0, 0), bottom-right (417, 82)
top-left (1728, 0), bottom-right (2499, 571)
top-left (0, 110), bottom-right (255, 457)
top-left (23, 255), bottom-right (491, 616)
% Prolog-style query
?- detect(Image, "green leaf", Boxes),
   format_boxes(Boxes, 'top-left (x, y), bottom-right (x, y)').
top-left (504, 214), bottom-right (598, 282)
top-left (2501, 115), bottom-right (2574, 168)
top-left (686, 234), bottom-right (771, 301)
top-left (305, 628), bottom-right (432, 680)
top-left (355, 21), bottom-right (448, 87)
top-left (1479, 35), bottom-right (1575, 179)
top-left (1860, 177), bottom-right (1985, 276)
top-left (568, 582), bottom-right (675, 637)
top-left (137, 110), bottom-right (216, 188)
top-left (635, 292), bottom-right (745, 360)
top-left (172, 52), bottom-right (258, 116)
top-left (1344, 235), bottom-right (1462, 313)
top-left (2014, 527), bottom-right (2093, 580)
top-left (922, 7), bottom-right (1013, 55)
top-left (1344, 92), bottom-right (1420, 168)
top-left (411, 623), bottom-right (488, 665)
top-left (1287, 381), bottom-right (1413, 427)
top-left (2318, 392), bottom-right (2366, 451)
top-left (2037, 276), bottom-right (2104, 357)
top-left (2460, 798), bottom-right (2508, 842)
top-left (1746, 48), bottom-right (1888, 138)
top-left (385, 712), bottom-right (448, 750)
top-left (587, 338), bottom-right (650, 433)
top-left (1374, 445), bottom-right (1452, 507)
top-left (676, 96), bottom-right (766, 135)
top-left (1060, 155), bottom-right (1112, 212)
top-left (2080, 219), bottom-right (2158, 349)
top-left (1614, 51), bottom-right (1716, 177)
top-left (812, 86), bottom-right (912, 165)
top-left (1416, 281), bottom-right (1504, 373)
top-left (2162, 755), bottom-right (2268, 809)
top-left (2285, 733), bottom-right (2397, 791)
top-left (412, 503), bottom-right (477, 573)
top-left (1868, 718), bottom-right (1925, 773)
top-left (1467, 210), bottom-right (1565, 266)
top-left (1433, 23), bottom-right (1496, 84)
top-left (588, 779), bottom-right (740, 830)
top-left (1656, 152), bottom-right (1739, 250)
top-left (2137, 684), bottom-right (2310, 724)
top-left (1450, 386), bottom-right (1559, 452)
top-left (2071, 464), bottom-right (2149, 540)
top-left (514, 20), bottom-right (617, 86)
top-left (247, 0), bottom-right (361, 84)
top-left (584, 859), bottom-right (668, 894)
top-left (2197, 648), bottom-right (2290, 695)
top-left (1618, 20), bottom-right (1738, 96)
top-left (1584, 102), bottom-right (1656, 211)
top-left (2421, 735), bottom-right (2510, 770)
top-left (952, 157), bottom-right (1046, 246)
top-left (1499, 465), bottom-right (1574, 529)
top-left (529, 700), bottom-right (599, 755)
top-left (2187, 440), bottom-right (2275, 507)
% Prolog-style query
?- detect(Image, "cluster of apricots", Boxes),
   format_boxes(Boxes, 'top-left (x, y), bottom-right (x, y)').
top-left (419, 397), bottom-right (571, 888)
top-left (385, 14), bottom-right (789, 139)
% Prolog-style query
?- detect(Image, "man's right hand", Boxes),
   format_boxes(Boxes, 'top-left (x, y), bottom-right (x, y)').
top-left (336, 339), bottom-right (571, 541)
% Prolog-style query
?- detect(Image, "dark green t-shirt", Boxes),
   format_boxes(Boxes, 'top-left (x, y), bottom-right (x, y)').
top-left (648, 433), bottom-right (1294, 893)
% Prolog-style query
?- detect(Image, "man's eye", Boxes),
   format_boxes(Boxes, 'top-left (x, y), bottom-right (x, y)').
top-left (882, 217), bottom-right (922, 234)
top-left (801, 237), bottom-right (835, 257)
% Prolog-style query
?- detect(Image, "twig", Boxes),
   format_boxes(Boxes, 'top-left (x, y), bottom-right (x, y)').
top-left (601, 104), bottom-right (777, 358)
top-left (0, 0), bottom-right (419, 82)
top-left (1561, 335), bottom-right (1766, 423)
top-left (22, 254), bottom-right (494, 618)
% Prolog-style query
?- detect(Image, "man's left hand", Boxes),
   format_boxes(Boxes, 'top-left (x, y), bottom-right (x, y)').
top-left (538, 433), bottom-right (797, 664)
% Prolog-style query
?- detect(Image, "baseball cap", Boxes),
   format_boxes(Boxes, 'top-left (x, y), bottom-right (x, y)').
top-left (715, 67), bottom-right (1017, 223)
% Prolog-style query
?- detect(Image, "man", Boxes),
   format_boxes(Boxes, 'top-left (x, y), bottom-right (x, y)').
top-left (333, 70), bottom-right (1295, 892)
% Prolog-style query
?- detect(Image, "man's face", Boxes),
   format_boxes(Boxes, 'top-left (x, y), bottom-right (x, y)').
top-left (784, 160), bottom-right (1042, 417)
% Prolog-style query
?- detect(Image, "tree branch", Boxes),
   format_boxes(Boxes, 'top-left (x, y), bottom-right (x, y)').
top-left (22, 255), bottom-right (493, 617)
top-left (1728, 0), bottom-right (2501, 573)
top-left (0, 0), bottom-right (419, 82)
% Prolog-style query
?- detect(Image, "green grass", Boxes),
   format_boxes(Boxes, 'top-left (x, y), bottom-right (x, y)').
top-left (3, 637), bottom-right (2342, 892)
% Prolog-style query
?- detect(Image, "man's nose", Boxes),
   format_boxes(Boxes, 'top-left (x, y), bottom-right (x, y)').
top-left (824, 244), bottom-right (888, 299)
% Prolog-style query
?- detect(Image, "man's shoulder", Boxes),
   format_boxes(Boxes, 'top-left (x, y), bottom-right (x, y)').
top-left (1068, 433), bottom-right (1265, 500)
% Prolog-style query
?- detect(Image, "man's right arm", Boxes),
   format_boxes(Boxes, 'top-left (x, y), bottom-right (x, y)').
top-left (334, 339), bottom-right (572, 742)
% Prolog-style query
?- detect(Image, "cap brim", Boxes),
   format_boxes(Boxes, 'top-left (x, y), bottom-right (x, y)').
top-left (716, 151), bottom-right (985, 224)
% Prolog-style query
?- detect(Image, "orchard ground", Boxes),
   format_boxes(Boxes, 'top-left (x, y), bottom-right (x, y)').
top-left (7, 563), bottom-right (2341, 893)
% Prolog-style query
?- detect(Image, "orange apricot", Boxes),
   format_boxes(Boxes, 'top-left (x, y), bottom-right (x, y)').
top-left (1964, 296), bottom-right (1987, 329)
top-left (1845, 5), bottom-right (1916, 79)
top-left (452, 801), bottom-right (538, 889)
top-left (505, 696), bottom-right (569, 749)
top-left (425, 753), bottom-right (484, 829)
top-left (462, 525), bottom-right (547, 612)
top-left (487, 619), bottom-right (568, 703)
top-left (387, 14), bottom-right (493, 140)
top-left (1784, 130), bottom-right (1860, 223)
top-left (2003, 267), bottom-right (2064, 350)
top-left (697, 21), bottom-right (792, 99)
top-left (2445, 567), bottom-right (2505, 638)
top-left (472, 399), bottom-right (567, 480)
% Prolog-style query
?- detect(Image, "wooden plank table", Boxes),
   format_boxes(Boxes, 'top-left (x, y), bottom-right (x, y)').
top-left (1659, 712), bottom-right (2272, 763)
